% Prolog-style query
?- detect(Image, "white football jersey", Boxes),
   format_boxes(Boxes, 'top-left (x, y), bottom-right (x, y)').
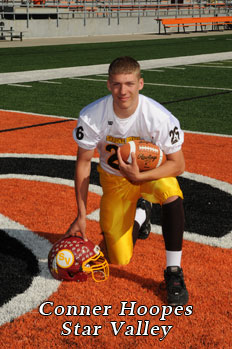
top-left (73, 94), bottom-right (184, 176)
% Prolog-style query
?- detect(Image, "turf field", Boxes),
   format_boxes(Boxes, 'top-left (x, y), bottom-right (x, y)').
top-left (0, 34), bottom-right (232, 73)
top-left (1, 59), bottom-right (232, 134)
top-left (0, 34), bottom-right (232, 348)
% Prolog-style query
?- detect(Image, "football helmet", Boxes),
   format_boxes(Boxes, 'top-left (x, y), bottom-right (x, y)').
top-left (48, 236), bottom-right (109, 282)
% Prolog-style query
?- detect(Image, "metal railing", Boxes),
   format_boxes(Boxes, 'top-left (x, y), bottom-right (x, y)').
top-left (1, 0), bottom-right (232, 28)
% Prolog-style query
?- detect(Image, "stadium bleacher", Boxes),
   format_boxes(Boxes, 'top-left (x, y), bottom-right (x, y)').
top-left (0, 0), bottom-right (231, 38)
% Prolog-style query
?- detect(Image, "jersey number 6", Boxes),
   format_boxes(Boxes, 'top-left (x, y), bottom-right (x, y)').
top-left (76, 126), bottom-right (84, 140)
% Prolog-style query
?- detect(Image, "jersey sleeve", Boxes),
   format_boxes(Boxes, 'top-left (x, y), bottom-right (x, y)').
top-left (73, 115), bottom-right (100, 150)
top-left (152, 113), bottom-right (184, 155)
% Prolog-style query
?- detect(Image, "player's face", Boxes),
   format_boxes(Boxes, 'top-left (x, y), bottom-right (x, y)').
top-left (107, 72), bottom-right (144, 118)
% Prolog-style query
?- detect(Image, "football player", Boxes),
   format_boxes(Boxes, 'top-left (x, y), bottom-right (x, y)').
top-left (66, 56), bottom-right (189, 306)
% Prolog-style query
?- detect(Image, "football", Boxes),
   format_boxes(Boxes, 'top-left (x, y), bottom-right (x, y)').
top-left (120, 140), bottom-right (166, 171)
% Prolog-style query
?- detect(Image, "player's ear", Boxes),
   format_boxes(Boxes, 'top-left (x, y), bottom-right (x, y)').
top-left (107, 79), bottom-right (112, 92)
top-left (139, 77), bottom-right (144, 91)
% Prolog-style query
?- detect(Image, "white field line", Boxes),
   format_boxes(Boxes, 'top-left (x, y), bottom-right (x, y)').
top-left (70, 77), bottom-right (107, 82)
top-left (187, 64), bottom-right (232, 68)
top-left (7, 83), bottom-right (32, 88)
top-left (69, 77), bottom-right (232, 92)
top-left (0, 51), bottom-right (232, 85)
top-left (144, 82), bottom-right (232, 91)
top-left (203, 62), bottom-right (223, 65)
top-left (0, 108), bottom-right (76, 120)
top-left (164, 67), bottom-right (186, 70)
top-left (38, 80), bottom-right (62, 84)
top-left (145, 69), bottom-right (165, 72)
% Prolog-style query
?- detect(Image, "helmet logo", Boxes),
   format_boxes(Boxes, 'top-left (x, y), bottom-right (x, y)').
top-left (56, 249), bottom-right (74, 269)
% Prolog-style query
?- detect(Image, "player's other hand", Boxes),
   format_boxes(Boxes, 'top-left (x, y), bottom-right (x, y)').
top-left (65, 216), bottom-right (88, 241)
top-left (117, 147), bottom-right (141, 184)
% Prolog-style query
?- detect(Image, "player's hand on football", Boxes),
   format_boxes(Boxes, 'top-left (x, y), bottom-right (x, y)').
top-left (117, 148), bottom-right (141, 184)
top-left (65, 216), bottom-right (88, 241)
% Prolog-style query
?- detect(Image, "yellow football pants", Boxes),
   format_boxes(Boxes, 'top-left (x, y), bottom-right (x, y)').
top-left (98, 166), bottom-right (183, 265)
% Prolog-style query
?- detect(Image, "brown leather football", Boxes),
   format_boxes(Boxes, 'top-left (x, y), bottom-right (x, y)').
top-left (120, 140), bottom-right (166, 171)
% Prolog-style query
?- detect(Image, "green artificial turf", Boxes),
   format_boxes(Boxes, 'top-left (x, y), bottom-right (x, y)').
top-left (0, 34), bottom-right (232, 73)
top-left (0, 35), bottom-right (231, 135)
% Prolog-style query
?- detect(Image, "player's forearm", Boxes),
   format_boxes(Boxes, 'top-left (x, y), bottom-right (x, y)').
top-left (139, 157), bottom-right (185, 182)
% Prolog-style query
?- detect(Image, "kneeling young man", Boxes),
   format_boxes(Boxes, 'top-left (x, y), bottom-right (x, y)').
top-left (67, 56), bottom-right (189, 306)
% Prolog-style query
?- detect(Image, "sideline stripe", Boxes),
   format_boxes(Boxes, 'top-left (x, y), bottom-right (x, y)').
top-left (0, 109), bottom-right (76, 120)
top-left (0, 109), bottom-right (231, 138)
top-left (1, 52), bottom-right (232, 85)
top-left (0, 118), bottom-right (75, 133)
top-left (183, 130), bottom-right (232, 138)
top-left (0, 153), bottom-right (77, 160)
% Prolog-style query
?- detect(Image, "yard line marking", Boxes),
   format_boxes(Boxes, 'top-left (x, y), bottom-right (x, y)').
top-left (7, 84), bottom-right (32, 88)
top-left (144, 82), bottom-right (232, 91)
top-left (187, 64), bottom-right (232, 69)
top-left (203, 62), bottom-right (223, 65)
top-left (69, 77), bottom-right (232, 91)
top-left (164, 67), bottom-right (186, 70)
top-left (38, 81), bottom-right (62, 84)
top-left (70, 77), bottom-right (107, 82)
top-left (145, 69), bottom-right (165, 72)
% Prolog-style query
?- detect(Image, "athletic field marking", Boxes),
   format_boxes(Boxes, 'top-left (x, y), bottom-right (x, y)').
top-left (0, 214), bottom-right (60, 326)
top-left (162, 90), bottom-right (232, 106)
top-left (145, 69), bottom-right (165, 72)
top-left (1, 109), bottom-right (231, 138)
top-left (187, 64), bottom-right (232, 69)
top-left (203, 62), bottom-right (223, 65)
top-left (0, 153), bottom-right (76, 160)
top-left (183, 129), bottom-right (232, 138)
top-left (1, 52), bottom-right (232, 85)
top-left (70, 77), bottom-right (107, 82)
top-left (164, 67), bottom-right (186, 70)
top-left (7, 84), bottom-right (32, 88)
top-left (72, 76), bottom-right (232, 92)
top-left (38, 81), bottom-right (62, 84)
top-left (0, 119), bottom-right (75, 133)
top-left (0, 108), bottom-right (76, 120)
top-left (1, 173), bottom-right (230, 249)
top-left (143, 82), bottom-right (232, 91)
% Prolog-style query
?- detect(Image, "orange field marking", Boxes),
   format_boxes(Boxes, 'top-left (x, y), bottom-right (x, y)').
top-left (183, 132), bottom-right (232, 184)
top-left (0, 110), bottom-right (99, 157)
top-left (0, 110), bottom-right (231, 348)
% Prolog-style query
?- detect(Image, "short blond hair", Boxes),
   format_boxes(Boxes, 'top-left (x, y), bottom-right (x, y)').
top-left (108, 56), bottom-right (141, 79)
